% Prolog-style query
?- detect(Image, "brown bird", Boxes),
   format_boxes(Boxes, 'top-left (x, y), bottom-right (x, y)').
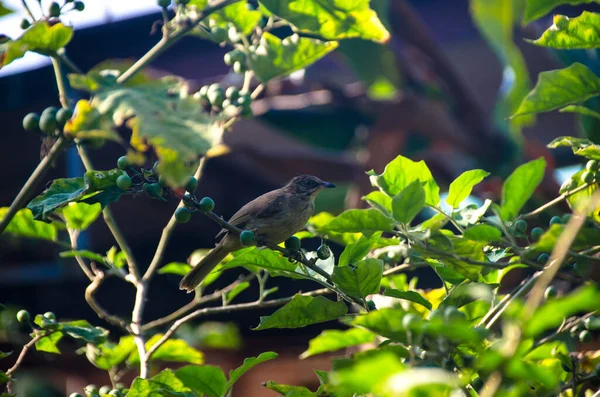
top-left (179, 175), bottom-right (335, 292)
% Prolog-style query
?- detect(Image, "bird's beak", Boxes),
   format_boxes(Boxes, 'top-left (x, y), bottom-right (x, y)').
top-left (322, 181), bottom-right (336, 189)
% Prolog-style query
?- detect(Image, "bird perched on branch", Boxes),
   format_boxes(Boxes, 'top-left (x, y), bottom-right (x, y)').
top-left (179, 175), bottom-right (335, 292)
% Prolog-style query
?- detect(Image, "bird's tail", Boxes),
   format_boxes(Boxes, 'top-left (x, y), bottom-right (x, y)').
top-left (179, 242), bottom-right (230, 292)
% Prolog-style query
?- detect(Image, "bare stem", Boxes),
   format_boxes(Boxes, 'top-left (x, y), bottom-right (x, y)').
top-left (0, 136), bottom-right (70, 236)
top-left (143, 157), bottom-right (207, 281)
top-left (67, 228), bottom-right (95, 281)
top-left (85, 272), bottom-right (131, 331)
top-left (5, 332), bottom-right (47, 392)
top-left (51, 57), bottom-right (70, 108)
top-left (519, 183), bottom-right (592, 220)
top-left (131, 281), bottom-right (149, 378)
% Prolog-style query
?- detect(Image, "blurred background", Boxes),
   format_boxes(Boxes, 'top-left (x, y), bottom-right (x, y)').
top-left (0, 0), bottom-right (598, 395)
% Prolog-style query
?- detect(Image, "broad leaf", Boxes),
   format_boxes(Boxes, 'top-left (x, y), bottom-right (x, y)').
top-left (530, 12), bottom-right (600, 49)
top-left (525, 285), bottom-right (600, 337)
top-left (463, 224), bottom-right (502, 241)
top-left (0, 370), bottom-right (8, 384)
top-left (529, 224), bottom-right (600, 253)
top-left (383, 289), bottom-right (432, 310)
top-left (362, 191), bottom-right (392, 216)
top-left (127, 378), bottom-right (165, 397)
top-left (559, 169), bottom-right (600, 222)
top-left (332, 259), bottom-right (383, 300)
top-left (424, 236), bottom-right (488, 281)
top-left (446, 169), bottom-right (490, 208)
top-left (559, 104), bottom-right (600, 120)
top-left (263, 381), bottom-right (316, 397)
top-left (129, 334), bottom-right (204, 365)
top-left (175, 365), bottom-right (227, 397)
top-left (158, 262), bottom-right (191, 276)
top-left (512, 63), bottom-right (600, 117)
top-left (61, 320), bottom-right (108, 344)
top-left (500, 157), bottom-right (546, 221)
top-left (392, 180), bottom-right (425, 224)
top-left (1, 22), bottom-right (72, 69)
top-left (0, 3), bottom-right (13, 17)
top-left (248, 33), bottom-right (338, 82)
top-left (226, 352), bottom-right (278, 390)
top-left (225, 281), bottom-right (250, 303)
top-left (253, 295), bottom-right (347, 330)
top-left (523, 0), bottom-right (600, 24)
top-left (338, 232), bottom-right (381, 267)
top-left (62, 202), bottom-right (102, 230)
top-left (300, 328), bottom-right (376, 359)
top-left (221, 248), bottom-right (300, 277)
top-left (260, 0), bottom-right (390, 42)
top-left (60, 250), bottom-right (106, 266)
top-left (68, 59), bottom-right (154, 92)
top-left (87, 336), bottom-right (135, 370)
top-left (210, 2), bottom-right (262, 35)
top-left (369, 155), bottom-right (440, 206)
top-left (0, 208), bottom-right (57, 241)
top-left (548, 135), bottom-right (600, 160)
top-left (152, 369), bottom-right (192, 393)
top-left (321, 209), bottom-right (394, 235)
top-left (35, 332), bottom-right (63, 354)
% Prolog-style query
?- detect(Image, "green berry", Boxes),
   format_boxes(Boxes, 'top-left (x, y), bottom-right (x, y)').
top-left (16, 309), bottom-right (30, 323)
top-left (582, 170), bottom-right (595, 184)
top-left (284, 236), bottom-right (301, 250)
top-left (444, 306), bottom-right (465, 322)
top-left (70, 393), bottom-right (84, 397)
top-left (74, 1), bottom-right (85, 11)
top-left (23, 113), bottom-right (40, 131)
top-left (56, 108), bottom-right (73, 127)
top-left (210, 26), bottom-right (227, 42)
top-left (108, 391), bottom-right (121, 397)
top-left (514, 219), bottom-right (527, 234)
top-left (117, 156), bottom-right (129, 170)
top-left (40, 108), bottom-right (58, 135)
top-left (236, 93), bottom-right (251, 107)
top-left (49, 2), bottom-right (61, 17)
top-left (402, 313), bottom-right (418, 330)
top-left (228, 26), bottom-right (241, 43)
top-left (44, 311), bottom-right (56, 321)
top-left (579, 330), bottom-right (592, 343)
top-left (240, 230), bottom-right (256, 247)
top-left (185, 176), bottom-right (198, 192)
top-left (586, 160), bottom-right (599, 171)
top-left (85, 385), bottom-right (99, 396)
top-left (225, 86), bottom-right (240, 100)
top-left (530, 227), bottom-right (544, 242)
top-left (537, 253), bottom-right (549, 265)
top-left (198, 85), bottom-right (209, 98)
top-left (98, 386), bottom-right (111, 396)
top-left (116, 174), bottom-right (132, 190)
top-left (208, 89), bottom-right (225, 108)
top-left (429, 309), bottom-right (443, 322)
top-left (158, 0), bottom-right (171, 7)
top-left (240, 105), bottom-right (253, 118)
top-left (175, 207), bottom-right (192, 224)
top-left (198, 197), bottom-right (215, 213)
top-left (584, 316), bottom-right (600, 330)
top-left (224, 50), bottom-right (244, 66)
top-left (143, 183), bottom-right (163, 198)
top-left (316, 244), bottom-right (330, 260)
top-left (561, 214), bottom-right (571, 223)
top-left (549, 216), bottom-right (562, 226)
top-left (367, 300), bottom-right (377, 311)
top-left (544, 286), bottom-right (557, 300)
top-left (20, 19), bottom-right (31, 29)
top-left (233, 61), bottom-right (246, 74)
top-left (115, 384), bottom-right (125, 391)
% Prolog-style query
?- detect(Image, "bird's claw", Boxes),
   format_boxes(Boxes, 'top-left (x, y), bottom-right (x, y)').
top-left (287, 249), bottom-right (303, 263)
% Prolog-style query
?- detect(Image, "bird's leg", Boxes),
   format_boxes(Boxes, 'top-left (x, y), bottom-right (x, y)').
top-left (287, 248), bottom-right (305, 264)
top-left (255, 234), bottom-right (268, 247)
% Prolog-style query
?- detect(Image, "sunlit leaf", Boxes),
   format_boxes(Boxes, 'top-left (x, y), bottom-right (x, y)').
top-left (338, 232), bottom-right (381, 267)
top-left (500, 157), bottom-right (546, 221)
top-left (383, 289), bottom-right (432, 310)
top-left (263, 381), bottom-right (316, 397)
top-left (321, 209), bottom-right (394, 235)
top-left (300, 328), bottom-right (376, 359)
top-left (86, 336), bottom-right (135, 370)
top-left (446, 169), bottom-right (490, 208)
top-left (253, 295), bottom-right (347, 330)
top-left (158, 262), bottom-right (191, 276)
top-left (221, 248), bottom-right (300, 277)
top-left (392, 180), bottom-right (425, 224)
top-left (548, 135), bottom-right (600, 160)
top-left (523, 0), bottom-right (600, 25)
top-left (35, 332), bottom-right (63, 354)
top-left (129, 334), bottom-right (204, 365)
top-left (332, 259), bottom-right (383, 300)
top-left (463, 224), bottom-right (502, 241)
top-left (226, 352), bottom-right (278, 390)
top-left (175, 365), bottom-right (227, 397)
top-left (62, 202), bottom-right (102, 230)
top-left (0, 207), bottom-right (57, 241)
top-left (530, 12), bottom-right (600, 49)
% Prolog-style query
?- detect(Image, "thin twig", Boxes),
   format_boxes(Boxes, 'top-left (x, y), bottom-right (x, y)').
top-left (131, 281), bottom-right (149, 378)
top-left (143, 157), bottom-right (207, 281)
top-left (5, 332), bottom-right (47, 393)
top-left (519, 183), bottom-right (592, 220)
top-left (51, 57), bottom-right (70, 109)
top-left (427, 205), bottom-right (464, 234)
top-left (146, 288), bottom-right (331, 361)
top-left (20, 0), bottom-right (35, 20)
top-left (483, 272), bottom-right (540, 329)
top-left (67, 228), bottom-right (95, 281)
top-left (85, 272), bottom-right (131, 331)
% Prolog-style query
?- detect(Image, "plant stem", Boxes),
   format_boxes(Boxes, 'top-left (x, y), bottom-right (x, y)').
top-left (5, 332), bottom-right (47, 393)
top-left (428, 205), bottom-right (464, 233)
top-left (131, 281), bottom-right (149, 378)
top-left (21, 0), bottom-right (35, 20)
top-left (51, 57), bottom-right (70, 108)
top-left (143, 157), bottom-right (207, 281)
top-left (117, 0), bottom-right (242, 85)
top-left (482, 272), bottom-right (540, 329)
top-left (519, 183), bottom-right (592, 220)
top-left (67, 228), bottom-right (95, 281)
top-left (85, 272), bottom-right (131, 331)
top-left (0, 136), bottom-right (70, 236)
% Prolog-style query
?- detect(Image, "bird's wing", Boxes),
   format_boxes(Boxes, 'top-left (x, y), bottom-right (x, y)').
top-left (215, 189), bottom-right (285, 240)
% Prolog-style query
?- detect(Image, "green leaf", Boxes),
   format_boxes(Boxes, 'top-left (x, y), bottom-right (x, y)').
top-left (321, 209), bottom-right (395, 234)
top-left (0, 3), bottom-right (13, 17)
top-left (548, 135), bottom-right (600, 160)
top-left (338, 232), bottom-right (381, 267)
top-left (248, 33), bottom-right (338, 83)
top-left (152, 369), bottom-right (192, 394)
top-left (263, 381), bottom-right (316, 397)
top-left (196, 322), bottom-right (241, 350)
top-left (470, 0), bottom-right (533, 132)
top-left (362, 191), bottom-right (392, 216)
top-left (301, 328), bottom-right (375, 359)
top-left (446, 169), bottom-right (490, 208)
top-left (226, 281), bottom-right (250, 303)
top-left (260, 0), bottom-right (390, 42)
top-left (61, 202), bottom-right (102, 230)
top-left (253, 295), bottom-right (347, 330)
top-left (523, 0), bottom-right (600, 25)
top-left (68, 59), bottom-right (154, 92)
top-left (463, 224), bottom-right (502, 241)
top-left (530, 224), bottom-right (600, 253)
top-left (332, 259), bottom-right (383, 300)
top-left (86, 336), bottom-right (135, 370)
top-left (559, 104), bottom-right (600, 120)
top-left (0, 351), bottom-right (12, 360)
top-left (559, 169), bottom-right (600, 222)
top-left (1, 22), bottom-right (72, 69)
top-left (226, 352), bottom-right (278, 390)
top-left (0, 208), bottom-right (57, 241)
top-left (129, 335), bottom-right (204, 365)
top-left (391, 180), bottom-right (425, 224)
top-left (210, 2), bottom-right (262, 35)
top-left (369, 155), bottom-right (440, 206)
top-left (68, 76), bottom-right (224, 186)
top-left (454, 200), bottom-right (492, 227)
top-left (126, 378), bottom-right (162, 397)
top-left (525, 285), bottom-right (600, 337)
top-left (158, 262), bottom-right (192, 276)
top-left (221, 248), bottom-right (300, 277)
top-left (512, 63), bottom-right (600, 118)
top-left (61, 250), bottom-right (107, 266)
top-left (61, 320), bottom-right (108, 344)
top-left (383, 289), bottom-right (432, 310)
top-left (530, 12), bottom-right (600, 49)
top-left (175, 365), bottom-right (227, 397)
top-left (0, 370), bottom-right (9, 384)
top-left (35, 332), bottom-right (63, 354)
top-left (500, 157), bottom-right (546, 221)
